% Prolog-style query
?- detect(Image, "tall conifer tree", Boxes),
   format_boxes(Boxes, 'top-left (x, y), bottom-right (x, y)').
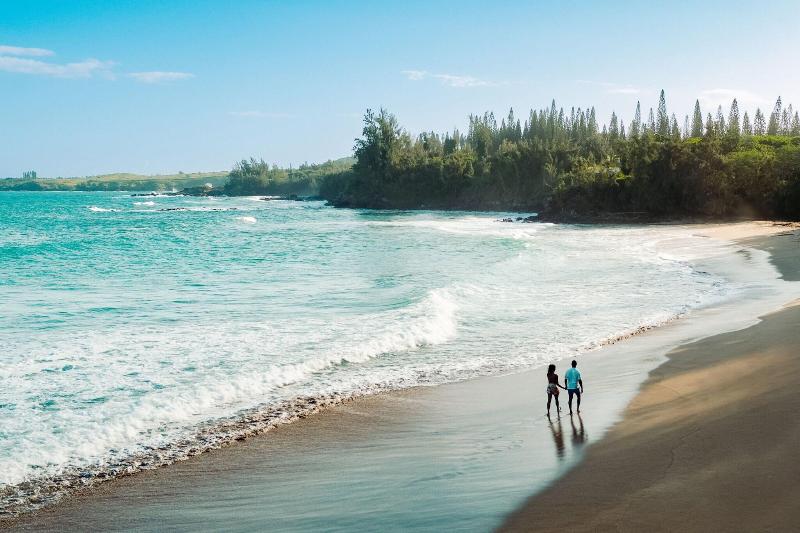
top-left (754, 108), bottom-right (766, 135)
top-left (588, 107), bottom-right (598, 136)
top-left (656, 90), bottom-right (669, 136)
top-left (630, 101), bottom-right (641, 138)
top-left (691, 100), bottom-right (704, 137)
top-left (647, 108), bottom-right (656, 133)
top-left (609, 112), bottom-right (619, 139)
top-left (715, 105), bottom-right (726, 136)
top-left (768, 97), bottom-right (782, 134)
top-left (728, 99), bottom-right (740, 138)
top-left (670, 114), bottom-right (680, 139)
top-left (781, 107), bottom-right (791, 135)
top-left (742, 111), bottom-right (752, 136)
top-left (705, 113), bottom-right (716, 137)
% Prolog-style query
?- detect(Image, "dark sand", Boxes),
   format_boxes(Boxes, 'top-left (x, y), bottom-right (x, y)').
top-left (502, 229), bottom-right (800, 532)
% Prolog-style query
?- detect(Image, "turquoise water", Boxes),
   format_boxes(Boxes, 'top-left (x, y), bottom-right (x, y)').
top-left (0, 191), bottom-right (735, 513)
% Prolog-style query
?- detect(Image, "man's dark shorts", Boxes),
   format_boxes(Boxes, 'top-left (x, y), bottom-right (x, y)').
top-left (568, 388), bottom-right (581, 401)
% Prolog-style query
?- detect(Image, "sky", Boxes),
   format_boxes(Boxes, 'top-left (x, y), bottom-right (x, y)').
top-left (2, 0), bottom-right (799, 177)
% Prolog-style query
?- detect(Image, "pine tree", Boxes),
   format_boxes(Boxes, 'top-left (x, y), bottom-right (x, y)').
top-left (727, 99), bottom-right (740, 138)
top-left (670, 114), bottom-right (680, 139)
top-left (715, 105), bottom-right (726, 136)
top-left (742, 111), bottom-right (752, 136)
top-left (768, 97), bottom-right (782, 134)
top-left (754, 108), bottom-right (766, 135)
top-left (691, 100), bottom-right (703, 137)
top-left (656, 90), bottom-right (670, 136)
top-left (647, 107), bottom-right (656, 133)
top-left (792, 112), bottom-right (800, 136)
top-left (620, 122), bottom-right (626, 139)
top-left (683, 115), bottom-right (690, 138)
top-left (781, 107), bottom-right (791, 135)
top-left (630, 101), bottom-right (641, 138)
top-left (588, 107), bottom-right (598, 136)
top-left (609, 112), bottom-right (620, 140)
top-left (705, 113), bottom-right (716, 137)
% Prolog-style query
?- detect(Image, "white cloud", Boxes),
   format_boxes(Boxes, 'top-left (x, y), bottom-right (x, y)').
top-left (433, 73), bottom-right (496, 88)
top-left (0, 56), bottom-right (114, 78)
top-left (402, 69), bottom-right (499, 88)
top-left (0, 45), bottom-right (196, 85)
top-left (0, 45), bottom-right (54, 57)
top-left (127, 71), bottom-right (194, 83)
top-left (577, 80), bottom-right (641, 95)
top-left (698, 89), bottom-right (768, 110)
top-left (401, 69), bottom-right (427, 81)
top-left (607, 87), bottom-right (640, 95)
top-left (228, 111), bottom-right (294, 118)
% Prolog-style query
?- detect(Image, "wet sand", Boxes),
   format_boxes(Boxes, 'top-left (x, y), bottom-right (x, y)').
top-left (502, 227), bottom-right (800, 532)
top-left (6, 223), bottom-right (799, 531)
top-left (6, 346), bottom-right (658, 531)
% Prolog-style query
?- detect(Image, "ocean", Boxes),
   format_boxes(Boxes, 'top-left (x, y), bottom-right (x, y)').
top-left (0, 191), bottom-right (759, 514)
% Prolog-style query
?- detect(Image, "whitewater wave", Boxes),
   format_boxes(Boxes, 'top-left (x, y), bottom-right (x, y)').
top-left (133, 201), bottom-right (156, 207)
top-left (367, 216), bottom-right (553, 241)
top-left (87, 206), bottom-right (117, 212)
top-left (235, 216), bottom-right (257, 224)
top-left (0, 287), bottom-right (460, 515)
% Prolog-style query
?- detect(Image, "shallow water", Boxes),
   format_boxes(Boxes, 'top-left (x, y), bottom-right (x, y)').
top-left (0, 192), bottom-right (754, 513)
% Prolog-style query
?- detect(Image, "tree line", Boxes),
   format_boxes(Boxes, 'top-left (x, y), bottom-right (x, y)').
top-left (319, 92), bottom-right (800, 220)
top-left (224, 157), bottom-right (354, 196)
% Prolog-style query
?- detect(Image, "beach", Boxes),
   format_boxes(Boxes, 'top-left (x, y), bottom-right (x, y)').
top-left (502, 226), bottom-right (800, 532)
top-left (4, 221), bottom-right (799, 531)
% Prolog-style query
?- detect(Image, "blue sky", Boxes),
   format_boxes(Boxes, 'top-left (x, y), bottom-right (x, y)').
top-left (2, 0), bottom-right (799, 177)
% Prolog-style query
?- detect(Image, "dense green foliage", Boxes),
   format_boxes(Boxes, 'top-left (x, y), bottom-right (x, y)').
top-left (224, 157), bottom-right (354, 196)
top-left (321, 94), bottom-right (800, 220)
top-left (0, 172), bottom-right (229, 192)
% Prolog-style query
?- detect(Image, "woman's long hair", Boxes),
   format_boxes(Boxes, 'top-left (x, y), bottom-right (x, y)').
top-left (547, 364), bottom-right (556, 375)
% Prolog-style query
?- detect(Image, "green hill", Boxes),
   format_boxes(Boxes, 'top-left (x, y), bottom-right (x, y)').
top-left (0, 171), bottom-right (230, 192)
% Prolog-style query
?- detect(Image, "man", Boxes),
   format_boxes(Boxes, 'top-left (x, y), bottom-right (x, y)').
top-left (564, 360), bottom-right (584, 415)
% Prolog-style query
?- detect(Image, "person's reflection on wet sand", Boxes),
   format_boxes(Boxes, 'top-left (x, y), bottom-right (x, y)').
top-left (570, 413), bottom-right (586, 447)
top-left (547, 414), bottom-right (565, 459)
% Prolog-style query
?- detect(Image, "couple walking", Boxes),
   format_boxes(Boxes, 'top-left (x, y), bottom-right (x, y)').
top-left (546, 360), bottom-right (583, 416)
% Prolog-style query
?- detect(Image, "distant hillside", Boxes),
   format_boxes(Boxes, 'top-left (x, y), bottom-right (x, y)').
top-left (1, 157), bottom-right (356, 194)
top-left (0, 171), bottom-right (230, 192)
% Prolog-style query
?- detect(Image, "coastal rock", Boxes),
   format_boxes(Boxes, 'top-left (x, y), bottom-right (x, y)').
top-left (498, 215), bottom-right (537, 223)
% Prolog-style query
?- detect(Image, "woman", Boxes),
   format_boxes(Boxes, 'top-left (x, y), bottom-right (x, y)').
top-left (546, 364), bottom-right (565, 416)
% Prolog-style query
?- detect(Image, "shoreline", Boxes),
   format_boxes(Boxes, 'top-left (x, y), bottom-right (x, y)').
top-left (4, 222), bottom-right (798, 531)
top-left (501, 227), bottom-right (800, 531)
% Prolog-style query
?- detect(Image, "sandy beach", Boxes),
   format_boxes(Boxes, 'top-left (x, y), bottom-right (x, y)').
top-left (502, 226), bottom-right (800, 532)
top-left (5, 222), bottom-right (799, 532)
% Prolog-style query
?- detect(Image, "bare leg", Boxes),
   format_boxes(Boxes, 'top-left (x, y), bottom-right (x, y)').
top-left (577, 392), bottom-right (581, 413)
top-left (547, 393), bottom-right (552, 415)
